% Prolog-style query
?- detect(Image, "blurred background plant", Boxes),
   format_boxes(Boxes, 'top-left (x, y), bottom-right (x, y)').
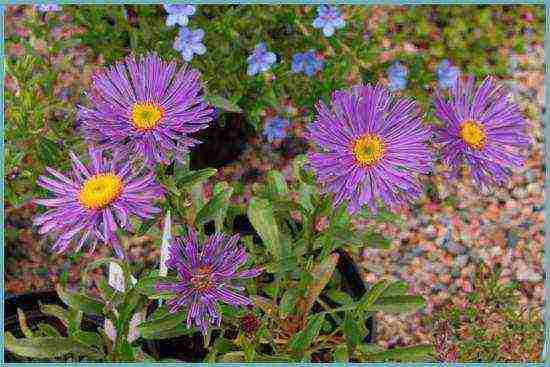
top-left (424, 261), bottom-right (543, 362)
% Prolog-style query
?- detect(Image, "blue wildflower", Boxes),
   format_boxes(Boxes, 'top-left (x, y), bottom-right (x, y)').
top-left (173, 27), bottom-right (206, 61)
top-left (291, 50), bottom-right (324, 77)
top-left (247, 43), bottom-right (276, 76)
top-left (164, 4), bottom-right (196, 27)
top-left (263, 117), bottom-right (290, 142)
top-left (436, 59), bottom-right (460, 90)
top-left (387, 61), bottom-right (408, 91)
top-left (312, 5), bottom-right (345, 37)
top-left (35, 4), bottom-right (62, 12)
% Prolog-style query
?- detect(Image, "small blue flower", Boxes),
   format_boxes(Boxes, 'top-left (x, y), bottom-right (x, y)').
top-left (164, 4), bottom-right (196, 27)
top-left (35, 4), bottom-right (62, 12)
top-left (173, 27), bottom-right (206, 61)
top-left (291, 50), bottom-right (324, 77)
top-left (437, 59), bottom-right (460, 90)
top-left (263, 117), bottom-right (290, 142)
top-left (247, 43), bottom-right (276, 76)
top-left (312, 5), bottom-right (345, 37)
top-left (387, 61), bottom-right (408, 91)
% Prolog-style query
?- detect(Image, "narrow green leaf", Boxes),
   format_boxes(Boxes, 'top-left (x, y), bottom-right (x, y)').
top-left (366, 295), bottom-right (426, 314)
top-left (136, 218), bottom-right (156, 236)
top-left (36, 323), bottom-right (62, 337)
top-left (363, 344), bottom-right (434, 362)
top-left (4, 332), bottom-right (103, 359)
top-left (56, 284), bottom-right (105, 316)
top-left (17, 309), bottom-right (34, 339)
top-left (206, 94), bottom-right (243, 113)
top-left (298, 253), bottom-right (339, 321)
top-left (356, 280), bottom-right (392, 314)
top-left (138, 310), bottom-right (188, 339)
top-left (135, 276), bottom-right (178, 299)
top-left (290, 314), bottom-right (325, 357)
top-left (363, 231), bottom-right (392, 249)
top-left (279, 288), bottom-right (299, 319)
top-left (265, 170), bottom-right (289, 197)
top-left (177, 168), bottom-right (217, 188)
top-left (39, 303), bottom-right (70, 328)
top-left (247, 197), bottom-right (281, 260)
top-left (382, 280), bottom-right (409, 297)
top-left (196, 186), bottom-right (233, 225)
top-left (74, 330), bottom-right (103, 348)
top-left (326, 289), bottom-right (354, 305)
top-left (333, 344), bottom-right (349, 362)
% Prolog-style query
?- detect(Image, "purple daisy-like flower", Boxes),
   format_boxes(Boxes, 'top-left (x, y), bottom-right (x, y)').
top-left (33, 149), bottom-right (164, 258)
top-left (156, 229), bottom-right (262, 333)
top-left (306, 84), bottom-right (432, 215)
top-left (432, 75), bottom-right (530, 188)
top-left (77, 53), bottom-right (214, 166)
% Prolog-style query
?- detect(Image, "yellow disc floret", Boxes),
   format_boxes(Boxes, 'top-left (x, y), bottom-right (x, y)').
top-left (78, 173), bottom-right (123, 210)
top-left (459, 120), bottom-right (486, 150)
top-left (352, 134), bottom-right (385, 167)
top-left (131, 101), bottom-right (165, 131)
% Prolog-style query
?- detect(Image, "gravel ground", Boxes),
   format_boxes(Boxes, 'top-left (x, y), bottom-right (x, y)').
top-left (5, 5), bottom-right (545, 353)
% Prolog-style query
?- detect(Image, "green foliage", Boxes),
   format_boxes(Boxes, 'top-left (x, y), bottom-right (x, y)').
top-left (425, 262), bottom-right (543, 362)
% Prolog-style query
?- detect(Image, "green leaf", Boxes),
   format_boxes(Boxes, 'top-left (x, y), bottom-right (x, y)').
top-left (195, 186), bottom-right (233, 225)
top-left (5, 332), bottom-right (103, 359)
top-left (382, 281), bottom-right (409, 297)
top-left (362, 231), bottom-right (392, 249)
top-left (279, 288), bottom-right (299, 319)
top-left (342, 312), bottom-right (363, 356)
top-left (298, 253), bottom-right (339, 322)
top-left (206, 94), bottom-right (243, 113)
top-left (356, 279), bottom-right (393, 314)
top-left (39, 303), bottom-right (70, 328)
top-left (138, 310), bottom-right (188, 340)
top-left (290, 314), bottom-right (325, 357)
top-left (333, 344), bottom-right (349, 362)
top-left (366, 295), bottom-right (425, 314)
top-left (74, 330), bottom-right (103, 348)
top-left (265, 170), bottom-right (289, 197)
top-left (135, 276), bottom-right (178, 299)
top-left (136, 218), bottom-right (157, 236)
top-left (247, 197), bottom-right (281, 260)
top-left (363, 344), bottom-right (434, 362)
top-left (17, 309), bottom-right (35, 339)
top-left (56, 284), bottom-right (105, 316)
top-left (176, 168), bottom-right (218, 188)
top-left (36, 323), bottom-right (62, 337)
top-left (326, 289), bottom-right (354, 305)
top-left (219, 351), bottom-right (246, 362)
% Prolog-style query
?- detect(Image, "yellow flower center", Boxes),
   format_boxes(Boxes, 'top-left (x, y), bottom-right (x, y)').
top-left (78, 173), bottom-right (123, 210)
top-left (131, 101), bottom-right (165, 131)
top-left (352, 134), bottom-right (385, 167)
top-left (459, 120), bottom-right (486, 150)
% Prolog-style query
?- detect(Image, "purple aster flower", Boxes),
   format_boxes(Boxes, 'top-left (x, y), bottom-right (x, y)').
top-left (437, 59), bottom-right (460, 90)
top-left (247, 43), bottom-right (276, 76)
top-left (35, 4), bottom-right (62, 12)
top-left (163, 4), bottom-right (196, 27)
top-left (306, 84), bottom-right (432, 215)
top-left (388, 61), bottom-right (408, 91)
top-left (173, 27), bottom-right (207, 62)
top-left (32, 149), bottom-right (164, 258)
top-left (77, 53), bottom-right (214, 167)
top-left (291, 50), bottom-right (324, 77)
top-left (156, 229), bottom-right (262, 333)
top-left (432, 75), bottom-right (530, 188)
top-left (312, 5), bottom-right (346, 37)
top-left (263, 117), bottom-right (290, 142)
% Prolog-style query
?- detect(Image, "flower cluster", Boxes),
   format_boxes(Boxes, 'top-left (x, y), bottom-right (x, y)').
top-left (307, 76), bottom-right (529, 214)
top-left (164, 4), bottom-right (206, 61)
top-left (35, 53), bottom-right (214, 258)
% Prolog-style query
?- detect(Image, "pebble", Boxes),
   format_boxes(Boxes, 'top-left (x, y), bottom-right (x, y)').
top-left (447, 241), bottom-right (467, 255)
top-left (454, 254), bottom-right (469, 268)
top-left (506, 231), bottom-right (520, 248)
